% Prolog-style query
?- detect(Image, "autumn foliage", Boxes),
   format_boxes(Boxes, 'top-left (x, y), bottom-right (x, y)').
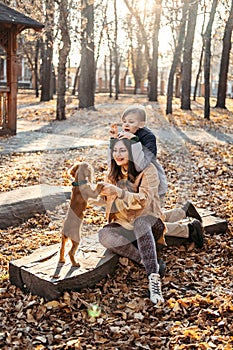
top-left (0, 94), bottom-right (232, 349)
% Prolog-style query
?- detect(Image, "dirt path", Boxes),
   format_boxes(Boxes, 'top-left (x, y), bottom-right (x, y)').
top-left (1, 96), bottom-right (232, 155)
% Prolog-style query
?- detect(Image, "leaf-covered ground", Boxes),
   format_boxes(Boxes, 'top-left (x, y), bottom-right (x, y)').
top-left (0, 93), bottom-right (232, 349)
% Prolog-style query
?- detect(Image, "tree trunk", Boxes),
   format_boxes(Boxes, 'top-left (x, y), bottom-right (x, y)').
top-left (114, 0), bottom-right (119, 100)
top-left (123, 0), bottom-right (151, 91)
top-left (41, 0), bottom-right (54, 102)
top-left (123, 0), bottom-right (151, 67)
top-left (175, 71), bottom-right (181, 98)
top-left (193, 8), bottom-right (206, 101)
top-left (166, 0), bottom-right (189, 115)
top-left (148, 0), bottom-right (162, 101)
top-left (104, 55), bottom-right (108, 90)
top-left (181, 0), bottom-right (198, 110)
top-left (109, 48), bottom-right (113, 98)
top-left (72, 66), bottom-right (80, 96)
top-left (34, 39), bottom-right (40, 98)
top-left (78, 0), bottom-right (95, 109)
top-left (215, 0), bottom-right (233, 109)
top-left (204, 0), bottom-right (218, 119)
top-left (56, 0), bottom-right (71, 121)
top-left (193, 46), bottom-right (204, 101)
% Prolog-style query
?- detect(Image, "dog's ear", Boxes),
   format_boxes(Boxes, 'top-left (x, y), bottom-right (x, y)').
top-left (68, 163), bottom-right (80, 178)
top-left (83, 163), bottom-right (94, 183)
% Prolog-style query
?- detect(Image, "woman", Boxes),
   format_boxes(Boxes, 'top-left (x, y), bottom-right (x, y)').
top-left (98, 138), bottom-right (166, 305)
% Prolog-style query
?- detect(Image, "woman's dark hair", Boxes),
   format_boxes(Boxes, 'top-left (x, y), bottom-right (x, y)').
top-left (108, 138), bottom-right (140, 186)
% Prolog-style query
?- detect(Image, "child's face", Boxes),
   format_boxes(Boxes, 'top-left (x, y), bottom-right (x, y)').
top-left (121, 113), bottom-right (145, 134)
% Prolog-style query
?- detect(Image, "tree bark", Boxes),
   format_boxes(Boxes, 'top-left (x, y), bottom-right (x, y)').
top-left (148, 0), bottom-right (162, 101)
top-left (114, 0), bottom-right (119, 100)
top-left (215, 0), bottom-right (233, 109)
top-left (193, 7), bottom-right (207, 101)
top-left (106, 27), bottom-right (114, 98)
top-left (166, 0), bottom-right (189, 115)
top-left (41, 0), bottom-right (54, 102)
top-left (181, 0), bottom-right (198, 110)
top-left (72, 66), bottom-right (80, 96)
top-left (56, 0), bottom-right (71, 121)
top-left (123, 0), bottom-right (151, 93)
top-left (203, 0), bottom-right (218, 119)
top-left (78, 0), bottom-right (95, 109)
top-left (34, 39), bottom-right (40, 98)
top-left (109, 48), bottom-right (113, 98)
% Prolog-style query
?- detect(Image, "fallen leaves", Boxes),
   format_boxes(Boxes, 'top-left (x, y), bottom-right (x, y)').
top-left (0, 94), bottom-right (233, 349)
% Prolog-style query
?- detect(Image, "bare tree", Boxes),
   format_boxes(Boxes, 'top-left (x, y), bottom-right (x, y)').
top-left (11, 0), bottom-right (44, 97)
top-left (18, 35), bottom-right (41, 98)
top-left (215, 0), bottom-right (233, 109)
top-left (125, 10), bottom-right (147, 94)
top-left (181, 0), bottom-right (198, 110)
top-left (166, 0), bottom-right (189, 115)
top-left (113, 0), bottom-right (119, 100)
top-left (203, 0), bottom-right (218, 119)
top-left (148, 0), bottom-right (162, 101)
top-left (41, 0), bottom-right (55, 102)
top-left (95, 0), bottom-right (108, 70)
top-left (105, 22), bottom-right (114, 98)
top-left (56, 0), bottom-right (71, 120)
top-left (78, 0), bottom-right (95, 108)
top-left (72, 66), bottom-right (80, 96)
top-left (193, 6), bottom-right (207, 101)
top-left (130, 38), bottom-right (146, 94)
top-left (34, 39), bottom-right (40, 98)
top-left (123, 0), bottom-right (153, 97)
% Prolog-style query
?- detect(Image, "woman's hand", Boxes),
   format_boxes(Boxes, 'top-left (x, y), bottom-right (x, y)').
top-left (100, 184), bottom-right (123, 198)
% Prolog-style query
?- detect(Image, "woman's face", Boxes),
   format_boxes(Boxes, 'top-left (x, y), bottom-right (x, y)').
top-left (112, 140), bottom-right (129, 167)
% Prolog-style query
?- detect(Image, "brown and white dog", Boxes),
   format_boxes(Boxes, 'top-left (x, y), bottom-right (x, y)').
top-left (59, 162), bottom-right (104, 267)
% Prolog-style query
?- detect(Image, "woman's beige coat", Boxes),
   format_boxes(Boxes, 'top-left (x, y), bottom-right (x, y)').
top-left (104, 163), bottom-right (166, 245)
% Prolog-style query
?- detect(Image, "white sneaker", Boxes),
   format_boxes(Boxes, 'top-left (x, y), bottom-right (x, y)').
top-left (148, 273), bottom-right (164, 305)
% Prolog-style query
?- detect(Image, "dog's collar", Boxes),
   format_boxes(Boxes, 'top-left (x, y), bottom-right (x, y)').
top-left (72, 180), bottom-right (88, 186)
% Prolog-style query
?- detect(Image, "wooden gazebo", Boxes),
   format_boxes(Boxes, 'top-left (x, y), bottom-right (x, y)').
top-left (0, 2), bottom-right (44, 135)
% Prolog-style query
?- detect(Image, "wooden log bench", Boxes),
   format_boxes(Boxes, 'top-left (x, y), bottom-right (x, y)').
top-left (9, 234), bottom-right (119, 301)
top-left (0, 184), bottom-right (70, 229)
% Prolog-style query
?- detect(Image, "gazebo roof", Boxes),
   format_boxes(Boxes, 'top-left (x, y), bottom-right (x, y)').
top-left (0, 2), bottom-right (44, 33)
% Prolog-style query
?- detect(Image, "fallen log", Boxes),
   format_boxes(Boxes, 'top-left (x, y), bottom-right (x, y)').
top-left (9, 234), bottom-right (119, 301)
top-left (0, 185), bottom-right (70, 229)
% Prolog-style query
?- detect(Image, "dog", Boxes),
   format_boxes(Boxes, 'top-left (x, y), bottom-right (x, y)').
top-left (59, 162), bottom-right (104, 267)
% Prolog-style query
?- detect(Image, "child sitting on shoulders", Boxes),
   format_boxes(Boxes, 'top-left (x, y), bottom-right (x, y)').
top-left (110, 104), bottom-right (168, 203)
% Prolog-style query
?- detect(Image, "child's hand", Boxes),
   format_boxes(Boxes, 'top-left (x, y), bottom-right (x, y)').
top-left (110, 124), bottom-right (118, 138)
top-left (118, 131), bottom-right (135, 139)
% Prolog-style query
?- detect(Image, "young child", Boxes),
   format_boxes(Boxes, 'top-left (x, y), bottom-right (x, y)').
top-left (110, 104), bottom-right (168, 202)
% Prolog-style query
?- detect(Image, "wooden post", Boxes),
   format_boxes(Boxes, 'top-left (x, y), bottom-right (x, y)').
top-left (7, 28), bottom-right (17, 134)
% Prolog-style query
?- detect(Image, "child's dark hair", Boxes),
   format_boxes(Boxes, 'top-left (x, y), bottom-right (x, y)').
top-left (121, 104), bottom-right (147, 123)
top-left (108, 138), bottom-right (140, 186)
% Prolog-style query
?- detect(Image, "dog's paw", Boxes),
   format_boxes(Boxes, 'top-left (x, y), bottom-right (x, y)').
top-left (96, 182), bottom-right (105, 193)
top-left (59, 257), bottom-right (66, 264)
top-left (71, 261), bottom-right (80, 267)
